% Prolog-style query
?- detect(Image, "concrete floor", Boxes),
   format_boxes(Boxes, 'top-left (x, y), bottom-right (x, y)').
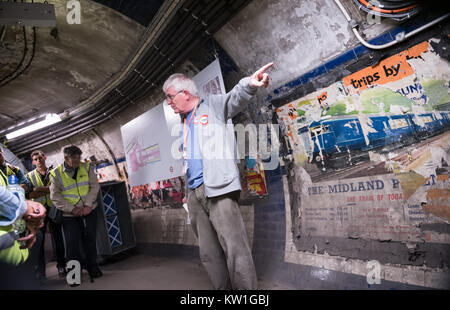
top-left (41, 254), bottom-right (295, 290)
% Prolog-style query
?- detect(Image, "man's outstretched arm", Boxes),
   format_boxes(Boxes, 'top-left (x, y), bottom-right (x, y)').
top-left (219, 63), bottom-right (273, 120)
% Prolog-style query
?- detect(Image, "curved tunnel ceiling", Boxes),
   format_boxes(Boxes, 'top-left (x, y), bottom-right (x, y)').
top-left (1, 0), bottom-right (253, 156)
top-left (0, 0), bottom-right (146, 133)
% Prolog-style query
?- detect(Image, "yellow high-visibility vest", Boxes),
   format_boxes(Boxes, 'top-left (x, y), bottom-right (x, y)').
top-left (0, 164), bottom-right (19, 187)
top-left (0, 226), bottom-right (29, 265)
top-left (27, 169), bottom-right (53, 208)
top-left (0, 168), bottom-right (7, 187)
top-left (50, 162), bottom-right (91, 205)
top-left (0, 169), bottom-right (28, 265)
top-left (5, 164), bottom-right (19, 178)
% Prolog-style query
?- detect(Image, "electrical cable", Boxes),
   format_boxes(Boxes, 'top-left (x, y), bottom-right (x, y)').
top-left (0, 0), bottom-right (38, 87)
top-left (335, 0), bottom-right (449, 50)
top-left (0, 27), bottom-right (37, 88)
top-left (0, 27), bottom-right (28, 86)
top-left (4, 0), bottom-right (254, 155)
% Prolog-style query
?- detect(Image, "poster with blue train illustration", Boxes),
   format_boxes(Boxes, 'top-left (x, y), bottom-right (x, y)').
top-left (276, 39), bottom-right (449, 243)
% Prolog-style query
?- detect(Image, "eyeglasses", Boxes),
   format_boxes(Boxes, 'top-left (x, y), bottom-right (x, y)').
top-left (165, 90), bottom-right (184, 102)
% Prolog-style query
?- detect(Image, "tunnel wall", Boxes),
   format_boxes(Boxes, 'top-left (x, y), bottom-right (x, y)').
top-left (215, 0), bottom-right (449, 289)
top-left (265, 25), bottom-right (450, 289)
top-left (32, 0), bottom-right (449, 289)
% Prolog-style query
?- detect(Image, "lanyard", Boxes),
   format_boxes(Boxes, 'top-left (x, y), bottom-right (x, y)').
top-left (182, 100), bottom-right (200, 162)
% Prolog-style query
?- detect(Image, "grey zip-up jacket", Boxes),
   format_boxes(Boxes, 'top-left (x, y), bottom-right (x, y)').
top-left (186, 77), bottom-right (257, 197)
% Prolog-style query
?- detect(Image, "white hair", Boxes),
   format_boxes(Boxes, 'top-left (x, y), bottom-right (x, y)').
top-left (163, 73), bottom-right (198, 97)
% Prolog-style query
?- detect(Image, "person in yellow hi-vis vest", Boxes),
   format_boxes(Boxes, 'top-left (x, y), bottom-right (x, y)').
top-left (1, 147), bottom-right (46, 263)
top-left (0, 186), bottom-right (47, 289)
top-left (0, 147), bottom-right (31, 194)
top-left (27, 150), bottom-right (67, 280)
top-left (49, 145), bottom-right (101, 285)
top-left (0, 185), bottom-right (30, 265)
top-left (1, 172), bottom-right (46, 289)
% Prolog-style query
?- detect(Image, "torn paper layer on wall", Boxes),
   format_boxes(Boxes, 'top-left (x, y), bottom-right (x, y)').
top-left (301, 173), bottom-right (449, 243)
top-left (276, 38), bottom-right (450, 246)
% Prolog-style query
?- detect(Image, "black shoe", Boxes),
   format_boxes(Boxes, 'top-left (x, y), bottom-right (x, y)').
top-left (57, 267), bottom-right (67, 278)
top-left (69, 283), bottom-right (80, 287)
top-left (88, 267), bottom-right (103, 278)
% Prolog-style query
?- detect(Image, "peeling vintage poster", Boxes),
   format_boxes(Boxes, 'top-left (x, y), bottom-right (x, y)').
top-left (244, 156), bottom-right (268, 197)
top-left (276, 39), bottom-right (450, 243)
top-left (300, 172), bottom-right (450, 243)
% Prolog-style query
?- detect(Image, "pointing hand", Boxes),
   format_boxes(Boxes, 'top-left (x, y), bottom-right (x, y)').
top-left (249, 62), bottom-right (274, 88)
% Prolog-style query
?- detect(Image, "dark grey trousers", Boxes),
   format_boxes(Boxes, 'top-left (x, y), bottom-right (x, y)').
top-left (187, 184), bottom-right (257, 290)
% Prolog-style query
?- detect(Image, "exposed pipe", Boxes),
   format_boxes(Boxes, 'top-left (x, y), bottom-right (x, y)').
top-left (6, 0), bottom-right (191, 148)
top-left (69, 0), bottom-right (186, 115)
top-left (1, 27), bottom-right (37, 88)
top-left (117, 1), bottom-right (218, 95)
top-left (11, 1), bottom-right (216, 145)
top-left (334, 0), bottom-right (450, 50)
top-left (0, 27), bottom-right (28, 86)
top-left (7, 0), bottom-right (254, 155)
top-left (0, 112), bottom-right (20, 122)
top-left (9, 1), bottom-right (218, 149)
top-left (11, 25), bottom-right (206, 154)
top-left (14, 95), bottom-right (139, 155)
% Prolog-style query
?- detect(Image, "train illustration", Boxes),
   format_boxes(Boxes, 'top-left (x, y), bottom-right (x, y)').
top-left (298, 111), bottom-right (450, 169)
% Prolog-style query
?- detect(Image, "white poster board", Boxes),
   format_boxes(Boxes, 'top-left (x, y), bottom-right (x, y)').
top-left (120, 103), bottom-right (183, 186)
top-left (121, 59), bottom-right (225, 187)
top-left (193, 58), bottom-right (226, 98)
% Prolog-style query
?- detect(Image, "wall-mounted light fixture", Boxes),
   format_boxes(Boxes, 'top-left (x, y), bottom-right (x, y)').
top-left (6, 113), bottom-right (61, 140)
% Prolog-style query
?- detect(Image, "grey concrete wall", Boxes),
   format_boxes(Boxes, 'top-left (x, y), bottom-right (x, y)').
top-left (214, 0), bottom-right (397, 98)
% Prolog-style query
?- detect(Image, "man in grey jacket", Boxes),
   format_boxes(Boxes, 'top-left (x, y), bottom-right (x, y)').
top-left (163, 62), bottom-right (273, 290)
